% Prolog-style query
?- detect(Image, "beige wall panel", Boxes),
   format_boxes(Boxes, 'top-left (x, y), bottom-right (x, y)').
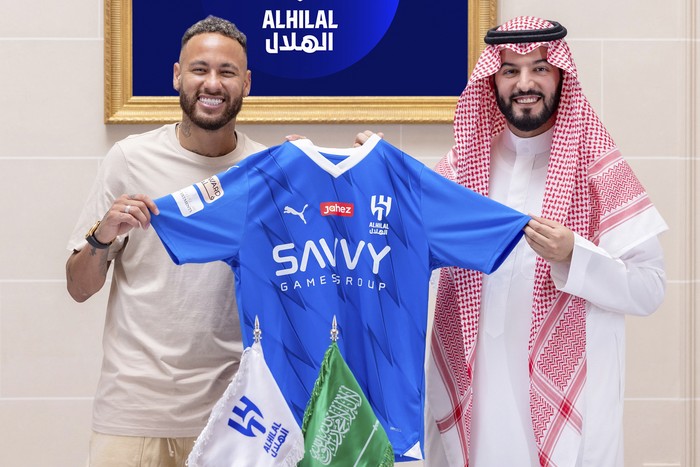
top-left (625, 283), bottom-right (683, 398)
top-left (626, 158), bottom-right (687, 282)
top-left (0, 40), bottom-right (111, 158)
top-left (240, 123), bottom-right (451, 168)
top-left (0, 282), bottom-right (106, 397)
top-left (104, 124), bottom-right (162, 149)
top-left (624, 399), bottom-right (685, 466)
top-left (0, 399), bottom-right (92, 467)
top-left (694, 281), bottom-right (700, 401)
top-left (0, 159), bottom-right (98, 280)
top-left (0, 0), bottom-right (98, 38)
top-left (696, 29), bottom-right (699, 159)
top-left (694, 6), bottom-right (699, 409)
top-left (602, 41), bottom-right (687, 159)
top-left (694, 396), bottom-right (700, 462)
top-left (499, 0), bottom-right (686, 39)
top-left (565, 40), bottom-right (603, 114)
top-left (397, 124), bottom-right (454, 166)
top-left (241, 123), bottom-right (403, 150)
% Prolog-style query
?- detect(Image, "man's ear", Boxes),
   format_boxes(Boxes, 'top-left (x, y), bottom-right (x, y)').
top-left (243, 70), bottom-right (251, 98)
top-left (489, 74), bottom-right (501, 97)
top-left (173, 62), bottom-right (181, 92)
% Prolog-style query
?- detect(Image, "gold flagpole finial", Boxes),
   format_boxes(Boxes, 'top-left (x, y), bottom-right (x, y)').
top-left (254, 315), bottom-right (262, 344)
top-left (330, 315), bottom-right (339, 342)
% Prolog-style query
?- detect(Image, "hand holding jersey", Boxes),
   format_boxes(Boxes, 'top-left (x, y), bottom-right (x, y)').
top-left (92, 194), bottom-right (159, 245)
top-left (524, 215), bottom-right (575, 263)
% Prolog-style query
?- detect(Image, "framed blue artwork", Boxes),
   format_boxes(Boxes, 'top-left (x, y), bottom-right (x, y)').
top-left (104, 0), bottom-right (496, 123)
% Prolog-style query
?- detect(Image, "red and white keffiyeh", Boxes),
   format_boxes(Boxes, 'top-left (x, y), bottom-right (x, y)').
top-left (429, 16), bottom-right (659, 467)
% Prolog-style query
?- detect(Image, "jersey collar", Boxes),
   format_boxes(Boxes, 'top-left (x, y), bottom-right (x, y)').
top-left (290, 134), bottom-right (382, 178)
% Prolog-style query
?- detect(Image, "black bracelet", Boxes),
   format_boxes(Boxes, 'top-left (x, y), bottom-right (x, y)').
top-left (85, 221), bottom-right (112, 249)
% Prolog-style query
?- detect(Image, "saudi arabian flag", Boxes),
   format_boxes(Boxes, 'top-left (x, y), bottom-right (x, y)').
top-left (300, 342), bottom-right (394, 467)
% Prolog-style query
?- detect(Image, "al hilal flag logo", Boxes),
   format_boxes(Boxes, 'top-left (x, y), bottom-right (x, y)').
top-left (299, 342), bottom-right (394, 466)
top-left (187, 340), bottom-right (304, 467)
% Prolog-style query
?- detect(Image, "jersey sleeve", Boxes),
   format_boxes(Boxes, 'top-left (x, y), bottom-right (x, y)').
top-left (420, 166), bottom-right (530, 273)
top-left (150, 165), bottom-right (250, 265)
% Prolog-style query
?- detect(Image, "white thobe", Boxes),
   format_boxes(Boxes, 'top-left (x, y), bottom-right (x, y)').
top-left (426, 127), bottom-right (667, 467)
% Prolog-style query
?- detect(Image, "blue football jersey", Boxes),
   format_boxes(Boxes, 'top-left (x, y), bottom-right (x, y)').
top-left (151, 135), bottom-right (529, 460)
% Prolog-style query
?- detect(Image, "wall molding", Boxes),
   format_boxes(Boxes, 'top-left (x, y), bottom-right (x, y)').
top-left (684, 0), bottom-right (698, 464)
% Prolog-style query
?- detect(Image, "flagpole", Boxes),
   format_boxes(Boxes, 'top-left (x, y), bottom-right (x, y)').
top-left (330, 315), bottom-right (338, 342)
top-left (254, 315), bottom-right (262, 344)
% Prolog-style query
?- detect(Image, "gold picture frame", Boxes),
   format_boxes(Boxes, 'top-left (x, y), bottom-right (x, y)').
top-left (104, 0), bottom-right (496, 124)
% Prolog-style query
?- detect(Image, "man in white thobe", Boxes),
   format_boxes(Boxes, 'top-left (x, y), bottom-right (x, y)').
top-left (426, 16), bottom-right (667, 467)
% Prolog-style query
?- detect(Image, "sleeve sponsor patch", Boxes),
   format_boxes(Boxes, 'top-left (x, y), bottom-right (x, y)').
top-left (196, 175), bottom-right (224, 203)
top-left (172, 185), bottom-right (204, 217)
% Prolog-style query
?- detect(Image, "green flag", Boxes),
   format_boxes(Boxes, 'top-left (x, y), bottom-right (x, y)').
top-left (299, 342), bottom-right (394, 467)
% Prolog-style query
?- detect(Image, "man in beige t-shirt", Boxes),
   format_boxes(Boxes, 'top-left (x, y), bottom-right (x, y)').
top-left (67, 16), bottom-right (265, 467)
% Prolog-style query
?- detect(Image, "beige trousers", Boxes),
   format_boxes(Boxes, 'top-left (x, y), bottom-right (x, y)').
top-left (87, 432), bottom-right (197, 467)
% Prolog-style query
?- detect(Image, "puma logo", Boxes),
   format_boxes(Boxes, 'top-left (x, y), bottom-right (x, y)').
top-left (284, 204), bottom-right (309, 224)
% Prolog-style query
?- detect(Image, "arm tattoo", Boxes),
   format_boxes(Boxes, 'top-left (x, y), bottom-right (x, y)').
top-left (88, 246), bottom-right (110, 278)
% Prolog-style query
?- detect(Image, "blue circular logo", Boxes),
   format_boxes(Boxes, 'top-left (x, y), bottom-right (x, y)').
top-left (204, 0), bottom-right (399, 79)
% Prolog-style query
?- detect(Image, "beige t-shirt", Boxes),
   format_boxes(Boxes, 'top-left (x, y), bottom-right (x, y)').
top-left (67, 124), bottom-right (267, 437)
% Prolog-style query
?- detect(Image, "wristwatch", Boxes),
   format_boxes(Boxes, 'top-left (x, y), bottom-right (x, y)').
top-left (85, 221), bottom-right (112, 249)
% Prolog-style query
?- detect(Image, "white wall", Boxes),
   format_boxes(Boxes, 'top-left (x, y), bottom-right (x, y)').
top-left (0, 0), bottom-right (696, 465)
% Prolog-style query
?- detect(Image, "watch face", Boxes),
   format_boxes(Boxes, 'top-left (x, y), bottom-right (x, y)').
top-left (85, 221), bottom-right (110, 248)
top-left (87, 221), bottom-right (100, 236)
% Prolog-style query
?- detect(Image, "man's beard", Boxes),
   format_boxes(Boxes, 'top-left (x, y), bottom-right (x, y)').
top-left (495, 79), bottom-right (562, 133)
top-left (179, 92), bottom-right (243, 131)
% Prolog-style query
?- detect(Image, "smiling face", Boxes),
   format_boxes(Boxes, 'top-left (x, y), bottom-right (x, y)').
top-left (493, 47), bottom-right (562, 138)
top-left (173, 32), bottom-right (251, 131)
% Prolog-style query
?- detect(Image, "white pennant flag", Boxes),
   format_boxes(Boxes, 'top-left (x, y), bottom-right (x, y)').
top-left (187, 341), bottom-right (304, 467)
